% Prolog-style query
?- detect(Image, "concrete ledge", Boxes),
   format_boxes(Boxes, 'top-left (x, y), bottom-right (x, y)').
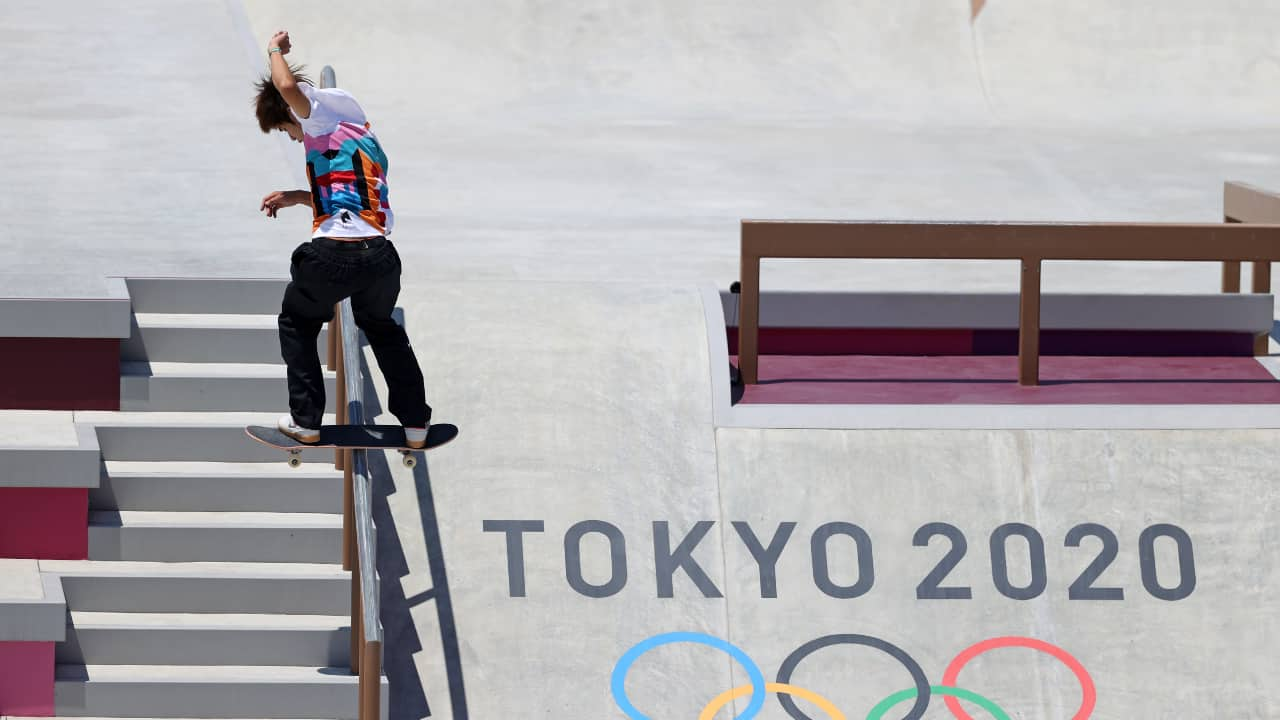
top-left (0, 277), bottom-right (130, 339)
top-left (0, 561), bottom-right (66, 642)
top-left (0, 424), bottom-right (101, 489)
top-left (721, 290), bottom-right (1275, 332)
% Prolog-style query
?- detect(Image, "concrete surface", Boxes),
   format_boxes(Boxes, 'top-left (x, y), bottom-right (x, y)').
top-left (0, 413), bottom-right (79, 447)
top-left (0, 562), bottom-right (66, 642)
top-left (4, 0), bottom-right (1280, 718)
top-left (4, 1), bottom-right (1280, 290)
top-left (712, 428), bottom-right (1280, 718)
top-left (0, 421), bottom-right (100, 489)
top-left (0, 561), bottom-right (43, 600)
top-left (0, 277), bottom-right (128, 338)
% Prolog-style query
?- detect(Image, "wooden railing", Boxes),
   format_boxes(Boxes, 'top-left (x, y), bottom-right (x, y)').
top-left (1223, 182), bottom-right (1280, 297)
top-left (737, 221), bottom-right (1280, 386)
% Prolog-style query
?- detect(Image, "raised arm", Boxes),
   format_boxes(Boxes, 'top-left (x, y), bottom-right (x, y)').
top-left (267, 31), bottom-right (310, 120)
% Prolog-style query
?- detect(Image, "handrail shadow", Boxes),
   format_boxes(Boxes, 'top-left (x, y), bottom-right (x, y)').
top-left (360, 339), bottom-right (470, 720)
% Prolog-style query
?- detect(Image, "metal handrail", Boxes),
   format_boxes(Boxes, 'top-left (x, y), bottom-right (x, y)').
top-left (321, 64), bottom-right (382, 720)
top-left (339, 299), bottom-right (383, 645)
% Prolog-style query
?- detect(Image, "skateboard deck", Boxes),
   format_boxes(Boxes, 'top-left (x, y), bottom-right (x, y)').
top-left (246, 424), bottom-right (458, 468)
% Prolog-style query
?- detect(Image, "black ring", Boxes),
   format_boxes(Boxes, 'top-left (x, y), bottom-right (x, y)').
top-left (775, 634), bottom-right (931, 720)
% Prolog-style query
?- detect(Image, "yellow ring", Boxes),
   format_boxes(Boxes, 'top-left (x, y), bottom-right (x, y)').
top-left (697, 682), bottom-right (846, 720)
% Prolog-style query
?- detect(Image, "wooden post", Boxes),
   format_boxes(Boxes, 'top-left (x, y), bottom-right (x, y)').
top-left (1252, 257), bottom-right (1272, 294)
top-left (335, 318), bottom-right (347, 470)
top-left (342, 450), bottom-right (354, 571)
top-left (1254, 259), bottom-right (1273, 356)
top-left (739, 251), bottom-right (762, 384)
top-left (327, 320), bottom-right (338, 370)
top-left (350, 551), bottom-right (362, 675)
top-left (359, 641), bottom-right (382, 720)
top-left (1018, 257), bottom-right (1043, 386)
top-left (1222, 261), bottom-right (1242, 293)
top-left (1223, 217), bottom-right (1243, 293)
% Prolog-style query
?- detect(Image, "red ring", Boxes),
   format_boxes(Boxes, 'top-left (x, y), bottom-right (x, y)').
top-left (941, 636), bottom-right (1096, 720)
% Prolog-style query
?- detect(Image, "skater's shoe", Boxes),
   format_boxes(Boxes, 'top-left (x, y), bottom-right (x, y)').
top-left (405, 425), bottom-right (430, 449)
top-left (278, 415), bottom-right (320, 444)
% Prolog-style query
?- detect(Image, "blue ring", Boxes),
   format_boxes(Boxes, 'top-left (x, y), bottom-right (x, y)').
top-left (611, 632), bottom-right (767, 720)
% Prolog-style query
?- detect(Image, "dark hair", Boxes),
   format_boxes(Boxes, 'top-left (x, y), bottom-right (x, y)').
top-left (253, 64), bottom-right (312, 133)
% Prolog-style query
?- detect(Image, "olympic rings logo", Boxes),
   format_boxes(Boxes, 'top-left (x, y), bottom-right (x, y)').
top-left (611, 632), bottom-right (1096, 720)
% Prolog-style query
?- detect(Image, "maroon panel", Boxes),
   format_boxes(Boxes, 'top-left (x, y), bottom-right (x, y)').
top-left (972, 330), bottom-right (1256, 357)
top-left (0, 488), bottom-right (88, 560)
top-left (727, 327), bottom-right (1257, 357)
top-left (0, 338), bottom-right (119, 410)
top-left (727, 327), bottom-right (975, 356)
top-left (0, 642), bottom-right (54, 715)
top-left (734, 355), bottom-right (1280, 405)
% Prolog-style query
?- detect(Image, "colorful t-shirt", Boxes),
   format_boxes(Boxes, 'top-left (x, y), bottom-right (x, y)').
top-left (296, 83), bottom-right (394, 238)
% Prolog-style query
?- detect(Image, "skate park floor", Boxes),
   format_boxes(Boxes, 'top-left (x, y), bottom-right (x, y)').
top-left (5, 0), bottom-right (1280, 718)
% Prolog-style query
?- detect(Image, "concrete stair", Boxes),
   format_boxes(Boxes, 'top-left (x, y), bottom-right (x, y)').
top-left (42, 277), bottom-right (384, 719)
top-left (123, 314), bottom-right (329, 365)
top-left (44, 561), bottom-right (351, 616)
top-left (120, 362), bottom-right (337, 412)
top-left (87, 511), bottom-right (343, 564)
top-left (59, 612), bottom-right (350, 666)
top-left (54, 664), bottom-right (384, 719)
top-left (125, 277), bottom-right (289, 315)
top-left (83, 412), bottom-right (337, 463)
top-left (92, 461), bottom-right (343, 513)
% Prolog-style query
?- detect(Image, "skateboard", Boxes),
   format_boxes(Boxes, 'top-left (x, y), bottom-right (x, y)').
top-left (246, 424), bottom-right (459, 468)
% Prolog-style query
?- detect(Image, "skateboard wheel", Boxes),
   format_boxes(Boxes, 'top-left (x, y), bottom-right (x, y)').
top-left (401, 453), bottom-right (416, 469)
top-left (288, 451), bottom-right (302, 468)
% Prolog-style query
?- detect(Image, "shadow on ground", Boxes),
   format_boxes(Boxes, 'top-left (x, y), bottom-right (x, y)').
top-left (360, 333), bottom-right (470, 720)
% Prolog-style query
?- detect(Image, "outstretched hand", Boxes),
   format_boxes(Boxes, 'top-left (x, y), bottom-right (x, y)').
top-left (260, 190), bottom-right (308, 218)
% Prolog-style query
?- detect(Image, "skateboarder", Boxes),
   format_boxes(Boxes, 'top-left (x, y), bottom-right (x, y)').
top-left (253, 30), bottom-right (431, 448)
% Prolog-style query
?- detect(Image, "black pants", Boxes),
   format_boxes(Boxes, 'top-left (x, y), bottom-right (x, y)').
top-left (278, 236), bottom-right (431, 429)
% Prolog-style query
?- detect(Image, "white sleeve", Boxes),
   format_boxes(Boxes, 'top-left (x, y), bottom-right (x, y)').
top-left (296, 84), bottom-right (367, 135)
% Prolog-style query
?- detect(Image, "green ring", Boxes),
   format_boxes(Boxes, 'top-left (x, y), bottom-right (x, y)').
top-left (866, 685), bottom-right (1011, 720)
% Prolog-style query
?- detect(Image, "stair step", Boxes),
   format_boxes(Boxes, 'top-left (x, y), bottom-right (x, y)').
top-left (42, 561), bottom-right (350, 615)
top-left (59, 612), bottom-right (349, 667)
top-left (82, 413), bottom-right (338, 463)
top-left (54, 664), bottom-right (385, 719)
top-left (93, 462), bottom-right (342, 513)
top-left (87, 511), bottom-right (342, 563)
top-left (120, 363), bottom-right (337, 412)
top-left (126, 277), bottom-right (289, 315)
top-left (123, 314), bottom-right (329, 364)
